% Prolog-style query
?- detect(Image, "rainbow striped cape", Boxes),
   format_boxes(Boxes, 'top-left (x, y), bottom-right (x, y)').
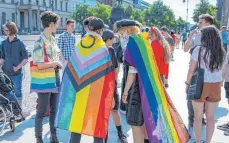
top-left (124, 34), bottom-right (190, 143)
top-left (55, 33), bottom-right (115, 138)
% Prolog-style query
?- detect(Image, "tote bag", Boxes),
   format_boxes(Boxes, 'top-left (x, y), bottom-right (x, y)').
top-left (30, 43), bottom-right (58, 93)
top-left (187, 47), bottom-right (204, 100)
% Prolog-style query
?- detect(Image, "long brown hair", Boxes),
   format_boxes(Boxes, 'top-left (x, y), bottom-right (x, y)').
top-left (150, 26), bottom-right (171, 63)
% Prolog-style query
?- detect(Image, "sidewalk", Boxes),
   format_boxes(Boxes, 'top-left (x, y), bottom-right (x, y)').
top-left (0, 49), bottom-right (229, 143)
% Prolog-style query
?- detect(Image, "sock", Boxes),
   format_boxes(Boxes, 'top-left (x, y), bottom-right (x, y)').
top-left (144, 139), bottom-right (149, 143)
top-left (116, 126), bottom-right (122, 132)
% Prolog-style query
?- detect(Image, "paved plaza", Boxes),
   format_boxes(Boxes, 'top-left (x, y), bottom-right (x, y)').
top-left (0, 37), bottom-right (229, 143)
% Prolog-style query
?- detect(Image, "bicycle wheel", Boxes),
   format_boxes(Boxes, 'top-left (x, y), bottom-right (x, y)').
top-left (0, 105), bottom-right (7, 135)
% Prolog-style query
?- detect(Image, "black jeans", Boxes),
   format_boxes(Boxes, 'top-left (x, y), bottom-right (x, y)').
top-left (70, 133), bottom-right (106, 143)
top-left (35, 92), bottom-right (58, 138)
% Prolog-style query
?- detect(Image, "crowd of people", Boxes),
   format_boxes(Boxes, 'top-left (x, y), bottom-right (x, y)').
top-left (0, 10), bottom-right (229, 143)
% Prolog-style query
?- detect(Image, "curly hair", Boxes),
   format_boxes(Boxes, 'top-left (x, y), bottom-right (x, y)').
top-left (119, 26), bottom-right (141, 36)
top-left (201, 25), bottom-right (225, 72)
top-left (150, 26), bottom-right (171, 64)
top-left (40, 11), bottom-right (60, 28)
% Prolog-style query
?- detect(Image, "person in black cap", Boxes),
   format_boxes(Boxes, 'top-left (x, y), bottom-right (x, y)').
top-left (102, 30), bottom-right (127, 142)
top-left (81, 16), bottom-right (95, 38)
top-left (68, 17), bottom-right (110, 143)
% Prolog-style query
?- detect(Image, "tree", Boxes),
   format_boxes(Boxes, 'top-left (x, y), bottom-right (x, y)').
top-left (93, 3), bottom-right (112, 24)
top-left (146, 1), bottom-right (176, 28)
top-left (125, 6), bottom-right (134, 19)
top-left (72, 5), bottom-right (94, 23)
top-left (193, 0), bottom-right (218, 27)
top-left (133, 9), bottom-right (145, 24)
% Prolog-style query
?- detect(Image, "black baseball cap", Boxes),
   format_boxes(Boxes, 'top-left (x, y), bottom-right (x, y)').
top-left (88, 18), bottom-right (105, 31)
top-left (102, 30), bottom-right (118, 41)
top-left (116, 19), bottom-right (142, 32)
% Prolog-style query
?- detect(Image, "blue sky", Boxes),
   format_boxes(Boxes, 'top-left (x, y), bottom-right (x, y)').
top-left (148, 0), bottom-right (217, 23)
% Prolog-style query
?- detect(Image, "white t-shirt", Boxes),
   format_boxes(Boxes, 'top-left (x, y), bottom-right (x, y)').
top-left (191, 46), bottom-right (222, 83)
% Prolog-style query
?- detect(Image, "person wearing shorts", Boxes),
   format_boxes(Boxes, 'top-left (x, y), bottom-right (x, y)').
top-left (102, 29), bottom-right (127, 142)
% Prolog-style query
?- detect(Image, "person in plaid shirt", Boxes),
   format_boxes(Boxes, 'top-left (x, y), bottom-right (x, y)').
top-left (58, 19), bottom-right (76, 68)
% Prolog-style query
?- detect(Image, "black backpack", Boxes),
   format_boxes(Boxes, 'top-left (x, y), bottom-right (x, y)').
top-left (0, 72), bottom-right (13, 96)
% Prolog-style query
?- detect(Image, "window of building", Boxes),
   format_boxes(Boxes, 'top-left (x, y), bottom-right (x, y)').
top-left (11, 0), bottom-right (14, 4)
top-left (1, 12), bottom-right (6, 25)
top-left (60, 1), bottom-right (63, 11)
top-left (66, 2), bottom-right (68, 12)
top-left (55, 0), bottom-right (57, 10)
top-left (12, 13), bottom-right (16, 22)
top-left (20, 0), bottom-right (23, 4)
top-left (43, 0), bottom-right (46, 6)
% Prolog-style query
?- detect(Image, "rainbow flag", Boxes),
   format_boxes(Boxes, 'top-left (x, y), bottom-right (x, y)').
top-left (55, 33), bottom-right (115, 138)
top-left (124, 34), bottom-right (190, 143)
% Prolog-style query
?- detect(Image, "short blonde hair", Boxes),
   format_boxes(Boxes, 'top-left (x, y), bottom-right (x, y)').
top-left (119, 26), bottom-right (141, 36)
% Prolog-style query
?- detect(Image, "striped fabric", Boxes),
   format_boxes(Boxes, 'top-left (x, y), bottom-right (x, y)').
top-left (55, 33), bottom-right (115, 138)
top-left (30, 61), bottom-right (58, 93)
top-left (124, 34), bottom-right (190, 143)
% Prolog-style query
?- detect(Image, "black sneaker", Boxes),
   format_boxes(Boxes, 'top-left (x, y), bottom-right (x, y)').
top-left (36, 137), bottom-right (43, 143)
top-left (50, 135), bottom-right (59, 143)
top-left (202, 119), bottom-right (206, 126)
top-left (217, 123), bottom-right (229, 131)
top-left (118, 131), bottom-right (127, 143)
top-left (224, 129), bottom-right (229, 136)
top-left (165, 84), bottom-right (169, 88)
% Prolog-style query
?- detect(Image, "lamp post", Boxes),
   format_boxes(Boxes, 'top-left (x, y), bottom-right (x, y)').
top-left (36, 0), bottom-right (40, 31)
top-left (183, 0), bottom-right (189, 31)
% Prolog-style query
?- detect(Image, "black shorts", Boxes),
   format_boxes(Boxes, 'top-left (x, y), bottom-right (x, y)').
top-left (113, 83), bottom-right (120, 110)
top-left (224, 82), bottom-right (229, 99)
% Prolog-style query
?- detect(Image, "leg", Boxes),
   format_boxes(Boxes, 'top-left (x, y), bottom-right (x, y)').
top-left (192, 101), bottom-right (204, 143)
top-left (94, 137), bottom-right (105, 143)
top-left (132, 125), bottom-right (144, 143)
top-left (49, 93), bottom-right (59, 142)
top-left (70, 133), bottom-right (82, 143)
top-left (205, 102), bottom-right (218, 143)
top-left (187, 100), bottom-right (194, 127)
top-left (111, 110), bottom-right (121, 127)
top-left (141, 124), bottom-right (149, 143)
top-left (8, 73), bottom-right (23, 105)
top-left (35, 93), bottom-right (50, 140)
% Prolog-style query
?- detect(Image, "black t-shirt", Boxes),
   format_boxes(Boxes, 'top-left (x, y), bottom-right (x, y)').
top-left (108, 46), bottom-right (118, 69)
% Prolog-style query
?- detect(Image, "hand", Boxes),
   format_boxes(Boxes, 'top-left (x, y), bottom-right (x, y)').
top-left (221, 81), bottom-right (224, 87)
top-left (189, 29), bottom-right (198, 37)
top-left (122, 94), bottom-right (128, 104)
top-left (185, 85), bottom-right (189, 94)
top-left (53, 61), bottom-right (62, 69)
top-left (13, 66), bottom-right (19, 72)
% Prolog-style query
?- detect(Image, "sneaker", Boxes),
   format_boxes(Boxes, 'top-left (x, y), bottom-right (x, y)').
top-left (36, 136), bottom-right (43, 143)
top-left (224, 129), bottom-right (229, 136)
top-left (217, 123), bottom-right (229, 131)
top-left (202, 119), bottom-right (206, 126)
top-left (118, 131), bottom-right (127, 143)
top-left (165, 84), bottom-right (169, 88)
top-left (50, 134), bottom-right (59, 143)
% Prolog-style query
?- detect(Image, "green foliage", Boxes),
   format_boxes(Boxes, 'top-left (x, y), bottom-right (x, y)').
top-left (145, 1), bottom-right (176, 29)
top-left (93, 3), bottom-right (111, 24)
top-left (72, 5), bottom-right (94, 22)
top-left (193, 0), bottom-right (218, 26)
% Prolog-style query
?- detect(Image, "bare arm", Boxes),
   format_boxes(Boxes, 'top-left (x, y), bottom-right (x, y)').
top-left (36, 61), bottom-right (62, 70)
top-left (186, 59), bottom-right (197, 84)
top-left (15, 59), bottom-right (28, 70)
top-left (222, 64), bottom-right (227, 83)
top-left (123, 67), bottom-right (136, 95)
top-left (184, 37), bottom-right (192, 52)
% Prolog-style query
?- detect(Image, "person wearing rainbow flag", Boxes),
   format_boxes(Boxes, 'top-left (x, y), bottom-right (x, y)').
top-left (116, 19), bottom-right (190, 143)
top-left (55, 17), bottom-right (115, 143)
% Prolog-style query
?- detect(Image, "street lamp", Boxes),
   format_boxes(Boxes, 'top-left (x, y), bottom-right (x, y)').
top-left (183, 0), bottom-right (189, 31)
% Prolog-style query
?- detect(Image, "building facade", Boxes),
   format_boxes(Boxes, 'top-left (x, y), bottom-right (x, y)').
top-left (217, 0), bottom-right (229, 28)
top-left (71, 0), bottom-right (96, 11)
top-left (96, 0), bottom-right (114, 6)
top-left (0, 0), bottom-right (72, 34)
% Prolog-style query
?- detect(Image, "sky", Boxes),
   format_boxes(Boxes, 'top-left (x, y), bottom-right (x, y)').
top-left (147, 0), bottom-right (217, 24)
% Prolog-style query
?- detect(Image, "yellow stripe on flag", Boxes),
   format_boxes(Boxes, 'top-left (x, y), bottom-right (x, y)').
top-left (31, 72), bottom-right (55, 78)
top-left (69, 85), bottom-right (91, 133)
top-left (145, 42), bottom-right (179, 142)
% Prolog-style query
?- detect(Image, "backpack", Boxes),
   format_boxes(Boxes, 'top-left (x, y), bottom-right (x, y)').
top-left (0, 72), bottom-right (13, 96)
